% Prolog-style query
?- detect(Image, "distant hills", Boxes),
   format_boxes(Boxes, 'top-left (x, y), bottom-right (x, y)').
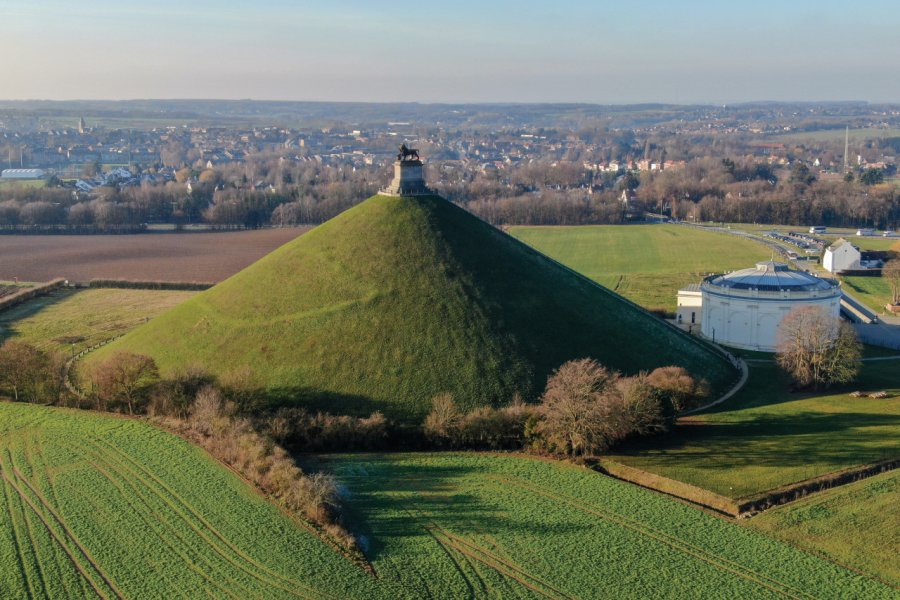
top-left (86, 193), bottom-right (736, 422)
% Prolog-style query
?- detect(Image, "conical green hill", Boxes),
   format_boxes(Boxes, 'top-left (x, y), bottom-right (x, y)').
top-left (86, 194), bottom-right (735, 421)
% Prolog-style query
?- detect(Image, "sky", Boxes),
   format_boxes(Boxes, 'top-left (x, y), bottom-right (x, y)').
top-left (1, 0), bottom-right (899, 104)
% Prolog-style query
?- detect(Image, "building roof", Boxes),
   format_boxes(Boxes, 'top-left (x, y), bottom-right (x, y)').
top-left (704, 261), bottom-right (838, 293)
top-left (827, 237), bottom-right (858, 251)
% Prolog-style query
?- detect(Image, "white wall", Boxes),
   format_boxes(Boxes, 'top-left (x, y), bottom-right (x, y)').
top-left (701, 292), bottom-right (841, 351)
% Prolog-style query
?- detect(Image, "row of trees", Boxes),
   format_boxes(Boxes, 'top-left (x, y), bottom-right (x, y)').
top-left (424, 361), bottom-right (709, 456)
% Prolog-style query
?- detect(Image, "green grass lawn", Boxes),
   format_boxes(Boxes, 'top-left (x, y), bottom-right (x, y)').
top-left (508, 224), bottom-right (771, 311)
top-left (823, 236), bottom-right (900, 252)
top-left (0, 288), bottom-right (196, 357)
top-left (607, 360), bottom-right (900, 498)
top-left (747, 469), bottom-right (899, 587)
top-left (0, 402), bottom-right (379, 599)
top-left (311, 452), bottom-right (892, 599)
top-left (0, 179), bottom-right (46, 190)
top-left (842, 276), bottom-right (894, 312)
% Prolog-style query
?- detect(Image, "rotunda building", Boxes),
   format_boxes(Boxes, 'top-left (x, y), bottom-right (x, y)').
top-left (700, 261), bottom-right (841, 351)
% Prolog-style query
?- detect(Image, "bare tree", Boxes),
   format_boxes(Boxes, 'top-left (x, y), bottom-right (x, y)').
top-left (94, 352), bottom-right (160, 414)
top-left (423, 392), bottom-right (461, 443)
top-left (537, 358), bottom-right (624, 456)
top-left (0, 340), bottom-right (50, 402)
top-left (883, 258), bottom-right (900, 307)
top-left (776, 306), bottom-right (861, 389)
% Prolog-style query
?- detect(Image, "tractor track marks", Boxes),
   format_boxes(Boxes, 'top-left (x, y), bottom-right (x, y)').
top-left (0, 449), bottom-right (122, 600)
top-left (490, 474), bottom-right (816, 600)
top-left (81, 436), bottom-right (330, 600)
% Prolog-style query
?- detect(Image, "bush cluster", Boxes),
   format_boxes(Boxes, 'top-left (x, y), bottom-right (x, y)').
top-left (423, 360), bottom-right (707, 457)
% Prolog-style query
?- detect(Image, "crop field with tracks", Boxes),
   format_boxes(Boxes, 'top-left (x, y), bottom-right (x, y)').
top-left (315, 453), bottom-right (892, 599)
top-left (1, 406), bottom-right (892, 599)
top-left (748, 469), bottom-right (899, 586)
top-left (0, 403), bottom-right (378, 600)
top-left (508, 224), bottom-right (771, 311)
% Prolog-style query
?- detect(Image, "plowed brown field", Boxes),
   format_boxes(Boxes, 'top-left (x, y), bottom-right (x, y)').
top-left (0, 228), bottom-right (310, 283)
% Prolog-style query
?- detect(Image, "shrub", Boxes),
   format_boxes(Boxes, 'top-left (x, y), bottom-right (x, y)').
top-left (646, 365), bottom-right (708, 412)
top-left (535, 358), bottom-right (623, 456)
top-left (92, 352), bottom-right (160, 414)
top-left (423, 392), bottom-right (461, 443)
top-left (260, 407), bottom-right (389, 452)
top-left (0, 340), bottom-right (56, 403)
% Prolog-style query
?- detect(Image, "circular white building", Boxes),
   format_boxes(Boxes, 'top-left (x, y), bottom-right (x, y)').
top-left (699, 261), bottom-right (841, 351)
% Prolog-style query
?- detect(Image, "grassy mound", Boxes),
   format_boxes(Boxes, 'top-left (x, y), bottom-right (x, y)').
top-left (87, 194), bottom-right (734, 421)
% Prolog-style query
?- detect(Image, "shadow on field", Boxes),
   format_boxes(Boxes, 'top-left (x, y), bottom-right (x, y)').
top-left (308, 455), bottom-right (583, 562)
top-left (267, 387), bottom-right (397, 419)
top-left (0, 289), bottom-right (74, 344)
top-left (615, 411), bottom-right (900, 469)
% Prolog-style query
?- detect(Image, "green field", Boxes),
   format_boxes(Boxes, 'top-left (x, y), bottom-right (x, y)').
top-left (4, 405), bottom-right (892, 598)
top-left (314, 452), bottom-right (892, 599)
top-left (86, 195), bottom-right (735, 422)
top-left (842, 276), bottom-right (894, 312)
top-left (0, 402), bottom-right (378, 599)
top-left (747, 469), bottom-right (899, 587)
top-left (608, 361), bottom-right (900, 498)
top-left (0, 288), bottom-right (196, 357)
top-left (0, 179), bottom-right (46, 189)
top-left (824, 236), bottom-right (900, 252)
top-left (508, 224), bottom-right (771, 311)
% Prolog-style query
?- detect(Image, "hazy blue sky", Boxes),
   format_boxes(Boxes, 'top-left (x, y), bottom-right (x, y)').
top-left (2, 0), bottom-right (898, 103)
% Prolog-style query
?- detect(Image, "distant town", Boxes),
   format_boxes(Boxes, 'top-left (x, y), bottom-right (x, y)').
top-left (1, 100), bottom-right (898, 230)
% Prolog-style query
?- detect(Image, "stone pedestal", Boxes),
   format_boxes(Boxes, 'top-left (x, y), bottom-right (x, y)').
top-left (381, 160), bottom-right (430, 196)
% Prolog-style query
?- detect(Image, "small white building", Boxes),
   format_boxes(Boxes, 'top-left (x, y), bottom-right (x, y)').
top-left (856, 228), bottom-right (876, 236)
top-left (678, 261), bottom-right (841, 352)
top-left (823, 238), bottom-right (861, 273)
top-left (675, 283), bottom-right (703, 331)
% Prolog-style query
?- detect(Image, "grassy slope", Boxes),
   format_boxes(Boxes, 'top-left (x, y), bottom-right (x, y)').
top-left (508, 224), bottom-right (771, 311)
top-left (842, 276), bottom-right (893, 312)
top-left (313, 453), bottom-right (893, 599)
top-left (0, 403), bottom-right (380, 599)
top-left (608, 361), bottom-right (900, 497)
top-left (0, 288), bottom-right (196, 356)
top-left (747, 470), bottom-right (899, 587)
top-left (86, 195), bottom-right (734, 421)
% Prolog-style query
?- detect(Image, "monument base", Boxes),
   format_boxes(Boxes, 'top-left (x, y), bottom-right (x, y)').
top-left (381, 160), bottom-right (431, 196)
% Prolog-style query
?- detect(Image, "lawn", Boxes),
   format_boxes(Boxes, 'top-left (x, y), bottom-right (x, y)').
top-left (607, 360), bottom-right (900, 498)
top-left (508, 224), bottom-right (771, 311)
top-left (842, 275), bottom-right (894, 312)
top-left (747, 469), bottom-right (899, 587)
top-left (0, 179), bottom-right (46, 189)
top-left (0, 402), bottom-right (379, 599)
top-left (0, 288), bottom-right (196, 357)
top-left (313, 452), bottom-right (892, 599)
top-left (823, 236), bottom-right (900, 252)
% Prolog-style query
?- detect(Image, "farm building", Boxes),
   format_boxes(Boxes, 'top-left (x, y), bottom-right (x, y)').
top-left (823, 238), bottom-right (861, 273)
top-left (678, 261), bottom-right (841, 351)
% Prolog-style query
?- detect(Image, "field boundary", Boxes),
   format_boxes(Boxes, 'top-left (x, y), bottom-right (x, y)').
top-left (0, 279), bottom-right (67, 313)
top-left (591, 457), bottom-right (899, 518)
top-left (85, 279), bottom-right (214, 291)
